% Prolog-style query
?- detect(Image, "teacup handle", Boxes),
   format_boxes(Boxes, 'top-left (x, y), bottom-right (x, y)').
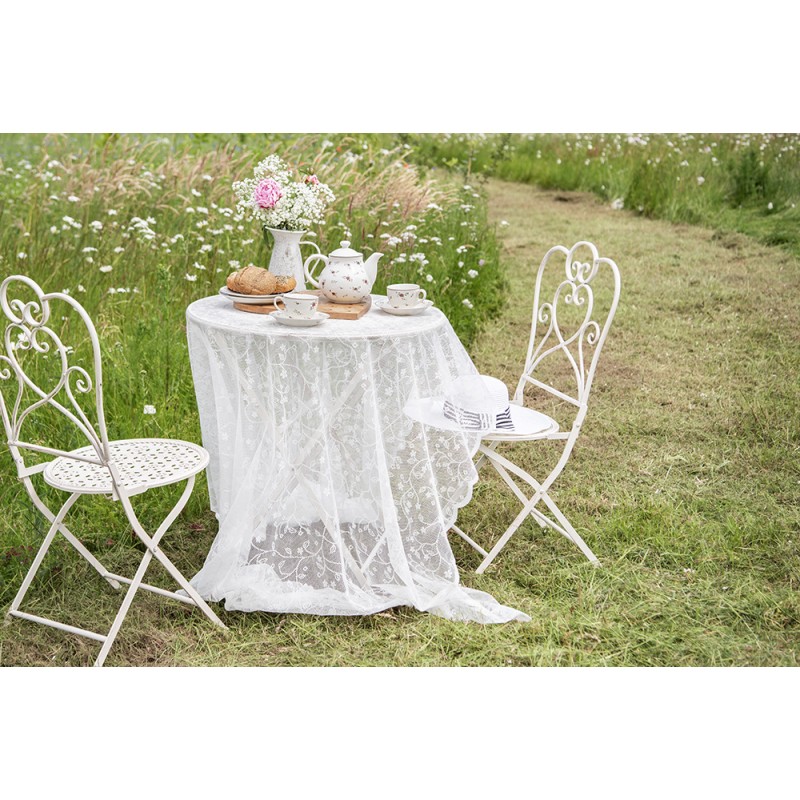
top-left (417, 288), bottom-right (427, 303)
top-left (274, 295), bottom-right (286, 312)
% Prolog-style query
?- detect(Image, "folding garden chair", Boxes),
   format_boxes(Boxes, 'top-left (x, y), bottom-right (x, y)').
top-left (451, 241), bottom-right (621, 572)
top-left (0, 275), bottom-right (226, 666)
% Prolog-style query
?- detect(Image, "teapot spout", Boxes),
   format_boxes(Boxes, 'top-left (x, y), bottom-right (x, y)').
top-left (364, 252), bottom-right (383, 289)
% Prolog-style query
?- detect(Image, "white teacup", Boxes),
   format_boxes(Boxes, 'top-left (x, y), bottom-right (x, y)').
top-left (274, 292), bottom-right (319, 319)
top-left (387, 283), bottom-right (427, 308)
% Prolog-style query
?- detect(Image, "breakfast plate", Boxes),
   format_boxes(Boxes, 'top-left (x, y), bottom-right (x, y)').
top-left (219, 286), bottom-right (280, 305)
top-left (375, 298), bottom-right (434, 316)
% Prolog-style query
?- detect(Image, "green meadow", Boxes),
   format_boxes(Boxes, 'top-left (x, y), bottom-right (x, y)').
top-left (1, 133), bottom-right (798, 666)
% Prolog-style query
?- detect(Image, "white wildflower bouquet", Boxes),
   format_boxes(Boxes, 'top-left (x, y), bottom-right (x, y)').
top-left (232, 154), bottom-right (335, 231)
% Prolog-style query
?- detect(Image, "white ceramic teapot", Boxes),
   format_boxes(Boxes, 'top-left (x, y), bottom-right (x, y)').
top-left (303, 241), bottom-right (382, 304)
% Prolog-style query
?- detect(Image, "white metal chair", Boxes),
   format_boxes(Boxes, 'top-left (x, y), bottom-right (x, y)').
top-left (0, 275), bottom-right (226, 666)
top-left (451, 241), bottom-right (621, 572)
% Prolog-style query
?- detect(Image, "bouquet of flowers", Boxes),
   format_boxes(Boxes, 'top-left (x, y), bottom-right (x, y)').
top-left (232, 154), bottom-right (335, 231)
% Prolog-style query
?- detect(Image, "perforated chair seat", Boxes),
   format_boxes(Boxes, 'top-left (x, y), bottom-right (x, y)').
top-left (43, 438), bottom-right (209, 495)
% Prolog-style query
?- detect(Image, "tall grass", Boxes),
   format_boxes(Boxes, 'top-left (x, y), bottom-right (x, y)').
top-left (396, 133), bottom-right (800, 256)
top-left (0, 134), bottom-right (504, 604)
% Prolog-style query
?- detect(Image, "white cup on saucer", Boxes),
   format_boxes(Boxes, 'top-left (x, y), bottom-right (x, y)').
top-left (274, 292), bottom-right (319, 319)
top-left (387, 283), bottom-right (427, 308)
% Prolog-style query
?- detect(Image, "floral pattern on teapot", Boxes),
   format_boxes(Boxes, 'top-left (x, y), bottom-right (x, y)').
top-left (303, 240), bottom-right (383, 304)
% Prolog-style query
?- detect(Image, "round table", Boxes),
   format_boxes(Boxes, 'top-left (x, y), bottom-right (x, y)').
top-left (185, 294), bottom-right (528, 623)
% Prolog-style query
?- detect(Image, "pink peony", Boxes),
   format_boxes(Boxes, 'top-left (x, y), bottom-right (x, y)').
top-left (253, 178), bottom-right (283, 209)
top-left (305, 174), bottom-right (319, 185)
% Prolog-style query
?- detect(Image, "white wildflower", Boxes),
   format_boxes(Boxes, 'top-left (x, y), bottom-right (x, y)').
top-left (467, 269), bottom-right (479, 279)
top-left (462, 298), bottom-right (474, 309)
top-left (99, 265), bottom-right (112, 273)
top-left (185, 273), bottom-right (197, 282)
top-left (143, 405), bottom-right (156, 415)
top-left (611, 198), bottom-right (624, 210)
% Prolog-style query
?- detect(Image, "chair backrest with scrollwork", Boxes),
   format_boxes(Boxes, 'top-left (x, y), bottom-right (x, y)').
top-left (0, 275), bottom-right (112, 476)
top-left (513, 242), bottom-right (621, 427)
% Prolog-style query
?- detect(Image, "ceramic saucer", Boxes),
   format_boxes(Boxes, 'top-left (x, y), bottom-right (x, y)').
top-left (219, 286), bottom-right (280, 305)
top-left (375, 299), bottom-right (434, 316)
top-left (271, 310), bottom-right (330, 327)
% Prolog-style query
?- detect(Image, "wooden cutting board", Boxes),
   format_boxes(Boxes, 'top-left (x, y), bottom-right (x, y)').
top-left (233, 289), bottom-right (371, 320)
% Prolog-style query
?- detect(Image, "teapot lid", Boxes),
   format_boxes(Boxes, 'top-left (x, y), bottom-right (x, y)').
top-left (329, 240), bottom-right (362, 258)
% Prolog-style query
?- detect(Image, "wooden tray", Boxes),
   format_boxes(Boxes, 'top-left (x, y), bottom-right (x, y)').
top-left (233, 289), bottom-right (371, 320)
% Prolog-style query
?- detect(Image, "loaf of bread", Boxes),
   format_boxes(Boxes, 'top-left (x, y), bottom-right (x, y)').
top-left (273, 275), bottom-right (297, 294)
top-left (227, 266), bottom-right (296, 295)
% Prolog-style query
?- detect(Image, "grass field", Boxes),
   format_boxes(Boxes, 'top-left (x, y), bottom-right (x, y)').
top-left (1, 135), bottom-right (799, 666)
top-left (403, 133), bottom-right (800, 260)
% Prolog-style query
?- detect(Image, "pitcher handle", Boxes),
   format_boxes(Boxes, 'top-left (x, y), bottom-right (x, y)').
top-left (303, 254), bottom-right (327, 289)
top-left (300, 239), bottom-right (321, 256)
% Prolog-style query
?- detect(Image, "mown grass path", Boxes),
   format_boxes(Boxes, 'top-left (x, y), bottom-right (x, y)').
top-left (3, 179), bottom-right (799, 666)
top-left (461, 179), bottom-right (800, 665)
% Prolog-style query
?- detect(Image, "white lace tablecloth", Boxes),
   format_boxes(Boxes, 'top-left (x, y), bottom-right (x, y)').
top-left (185, 295), bottom-right (528, 623)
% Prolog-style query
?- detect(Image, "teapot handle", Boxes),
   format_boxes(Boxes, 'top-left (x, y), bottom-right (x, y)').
top-left (303, 254), bottom-right (327, 288)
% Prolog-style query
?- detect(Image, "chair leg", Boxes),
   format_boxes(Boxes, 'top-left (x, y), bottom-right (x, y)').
top-left (473, 440), bottom-right (499, 474)
top-left (450, 524), bottom-right (489, 558)
top-left (149, 549), bottom-right (227, 629)
top-left (116, 478), bottom-right (226, 628)
top-left (95, 477), bottom-right (227, 667)
top-left (540, 492), bottom-right (600, 565)
top-left (488, 456), bottom-right (547, 529)
top-left (7, 493), bottom-right (80, 618)
top-left (476, 495), bottom-right (536, 574)
top-left (21, 478), bottom-right (121, 589)
top-left (474, 442), bottom-right (599, 570)
top-left (93, 545), bottom-right (155, 667)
